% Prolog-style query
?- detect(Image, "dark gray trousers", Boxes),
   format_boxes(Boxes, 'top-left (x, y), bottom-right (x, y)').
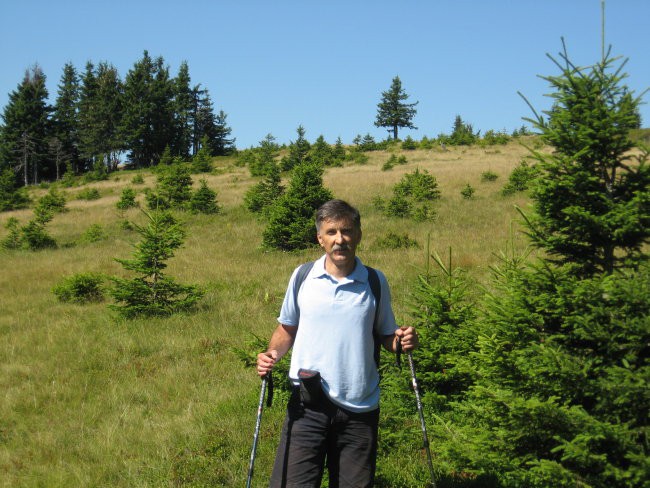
top-left (269, 388), bottom-right (379, 488)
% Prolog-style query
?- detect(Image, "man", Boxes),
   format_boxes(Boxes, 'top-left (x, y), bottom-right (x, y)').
top-left (257, 199), bottom-right (418, 487)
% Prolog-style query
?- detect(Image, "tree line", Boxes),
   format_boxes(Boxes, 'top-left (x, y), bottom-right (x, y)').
top-left (0, 51), bottom-right (235, 189)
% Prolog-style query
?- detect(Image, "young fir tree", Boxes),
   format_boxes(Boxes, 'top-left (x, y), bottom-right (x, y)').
top-left (244, 161), bottom-right (284, 215)
top-left (262, 162), bottom-right (333, 251)
top-left (374, 75), bottom-right (418, 140)
top-left (248, 134), bottom-right (279, 177)
top-left (308, 135), bottom-right (333, 166)
top-left (413, 45), bottom-right (650, 488)
top-left (210, 110), bottom-right (236, 156)
top-left (146, 164), bottom-right (193, 210)
top-left (0, 167), bottom-right (29, 211)
top-left (110, 210), bottom-right (203, 318)
top-left (280, 125), bottom-right (311, 171)
top-left (189, 179), bottom-right (220, 214)
top-left (520, 44), bottom-right (649, 276)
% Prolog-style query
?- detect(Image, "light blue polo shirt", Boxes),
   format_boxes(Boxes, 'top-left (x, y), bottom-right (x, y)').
top-left (278, 255), bottom-right (398, 412)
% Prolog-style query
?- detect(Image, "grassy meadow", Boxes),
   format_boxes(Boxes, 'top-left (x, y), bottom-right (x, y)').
top-left (1, 141), bottom-right (538, 486)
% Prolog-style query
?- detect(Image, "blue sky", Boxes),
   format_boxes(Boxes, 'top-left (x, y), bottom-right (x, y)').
top-left (1, 0), bottom-right (648, 149)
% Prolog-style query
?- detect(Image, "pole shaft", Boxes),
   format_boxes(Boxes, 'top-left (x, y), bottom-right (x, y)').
top-left (246, 376), bottom-right (267, 488)
top-left (407, 352), bottom-right (437, 488)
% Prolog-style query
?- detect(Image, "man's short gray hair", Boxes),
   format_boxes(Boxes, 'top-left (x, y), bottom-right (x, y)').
top-left (315, 199), bottom-right (361, 231)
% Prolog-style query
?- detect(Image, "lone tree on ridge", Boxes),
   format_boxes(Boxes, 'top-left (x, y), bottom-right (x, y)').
top-left (375, 75), bottom-right (418, 140)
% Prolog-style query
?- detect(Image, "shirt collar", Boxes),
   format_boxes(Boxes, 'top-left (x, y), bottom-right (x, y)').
top-left (314, 255), bottom-right (367, 283)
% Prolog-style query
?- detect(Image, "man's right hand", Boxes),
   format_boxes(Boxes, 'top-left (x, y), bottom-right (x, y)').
top-left (256, 350), bottom-right (278, 377)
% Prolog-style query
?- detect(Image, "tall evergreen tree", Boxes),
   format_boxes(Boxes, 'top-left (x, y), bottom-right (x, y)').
top-left (374, 75), bottom-right (418, 140)
top-left (210, 110), bottom-right (235, 155)
top-left (172, 61), bottom-right (195, 159)
top-left (150, 56), bottom-right (175, 164)
top-left (121, 51), bottom-right (174, 167)
top-left (51, 62), bottom-right (80, 175)
top-left (192, 86), bottom-right (217, 156)
top-left (78, 62), bottom-right (124, 172)
top-left (77, 61), bottom-right (98, 171)
top-left (0, 65), bottom-right (52, 185)
top-left (94, 62), bottom-right (124, 171)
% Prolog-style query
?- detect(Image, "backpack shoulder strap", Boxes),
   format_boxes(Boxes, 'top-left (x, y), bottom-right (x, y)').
top-left (293, 261), bottom-right (315, 322)
top-left (366, 266), bottom-right (383, 368)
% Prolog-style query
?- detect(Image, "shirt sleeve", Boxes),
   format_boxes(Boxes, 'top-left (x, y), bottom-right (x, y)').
top-left (277, 266), bottom-right (300, 327)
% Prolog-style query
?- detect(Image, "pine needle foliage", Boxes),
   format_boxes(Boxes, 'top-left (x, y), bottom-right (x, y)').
top-left (109, 210), bottom-right (203, 318)
top-left (262, 162), bottom-right (333, 251)
top-left (520, 42), bottom-right (650, 276)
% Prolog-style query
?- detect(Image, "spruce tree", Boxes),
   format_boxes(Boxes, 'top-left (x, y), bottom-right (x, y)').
top-left (110, 210), bottom-right (203, 318)
top-left (210, 110), bottom-right (235, 156)
top-left (374, 75), bottom-right (418, 140)
top-left (121, 51), bottom-right (173, 167)
top-left (280, 125), bottom-right (311, 171)
top-left (521, 44), bottom-right (649, 276)
top-left (248, 134), bottom-right (279, 177)
top-left (244, 161), bottom-right (284, 215)
top-left (172, 61), bottom-right (194, 159)
top-left (309, 135), bottom-right (333, 166)
top-left (0, 65), bottom-right (52, 184)
top-left (52, 62), bottom-right (80, 175)
top-left (262, 162), bottom-right (333, 250)
top-left (403, 44), bottom-right (650, 488)
top-left (189, 179), bottom-right (220, 214)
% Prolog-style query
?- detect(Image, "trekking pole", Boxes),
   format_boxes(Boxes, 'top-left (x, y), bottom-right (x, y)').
top-left (406, 351), bottom-right (437, 488)
top-left (246, 372), bottom-right (272, 488)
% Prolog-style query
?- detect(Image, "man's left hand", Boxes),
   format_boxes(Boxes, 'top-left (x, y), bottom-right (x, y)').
top-left (395, 326), bottom-right (419, 352)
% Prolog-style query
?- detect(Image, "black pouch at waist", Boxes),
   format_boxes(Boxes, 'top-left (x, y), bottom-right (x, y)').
top-left (298, 369), bottom-right (325, 406)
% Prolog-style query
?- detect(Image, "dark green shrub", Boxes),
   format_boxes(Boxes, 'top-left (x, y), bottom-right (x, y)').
top-left (412, 203), bottom-right (436, 222)
top-left (36, 188), bottom-right (67, 215)
top-left (461, 183), bottom-right (475, 199)
top-left (262, 162), bottom-right (333, 250)
top-left (189, 179), bottom-right (220, 214)
top-left (501, 160), bottom-right (540, 195)
top-left (21, 219), bottom-right (56, 250)
top-left (147, 165), bottom-right (193, 210)
top-left (79, 224), bottom-right (106, 243)
top-left (131, 174), bottom-right (144, 185)
top-left (192, 143), bottom-right (213, 173)
top-left (382, 154), bottom-right (408, 171)
top-left (244, 163), bottom-right (284, 215)
top-left (375, 232), bottom-right (419, 249)
top-left (1, 217), bottom-right (21, 249)
top-left (385, 194), bottom-right (411, 218)
top-left (0, 168), bottom-right (30, 211)
top-left (76, 188), bottom-right (101, 200)
top-left (116, 187), bottom-right (138, 210)
top-left (394, 167), bottom-right (440, 202)
top-left (401, 135), bottom-right (418, 150)
top-left (53, 273), bottom-right (105, 303)
top-left (481, 170), bottom-right (499, 182)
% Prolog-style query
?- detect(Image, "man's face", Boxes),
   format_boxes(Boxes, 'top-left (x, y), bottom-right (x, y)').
top-left (317, 217), bottom-right (362, 268)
